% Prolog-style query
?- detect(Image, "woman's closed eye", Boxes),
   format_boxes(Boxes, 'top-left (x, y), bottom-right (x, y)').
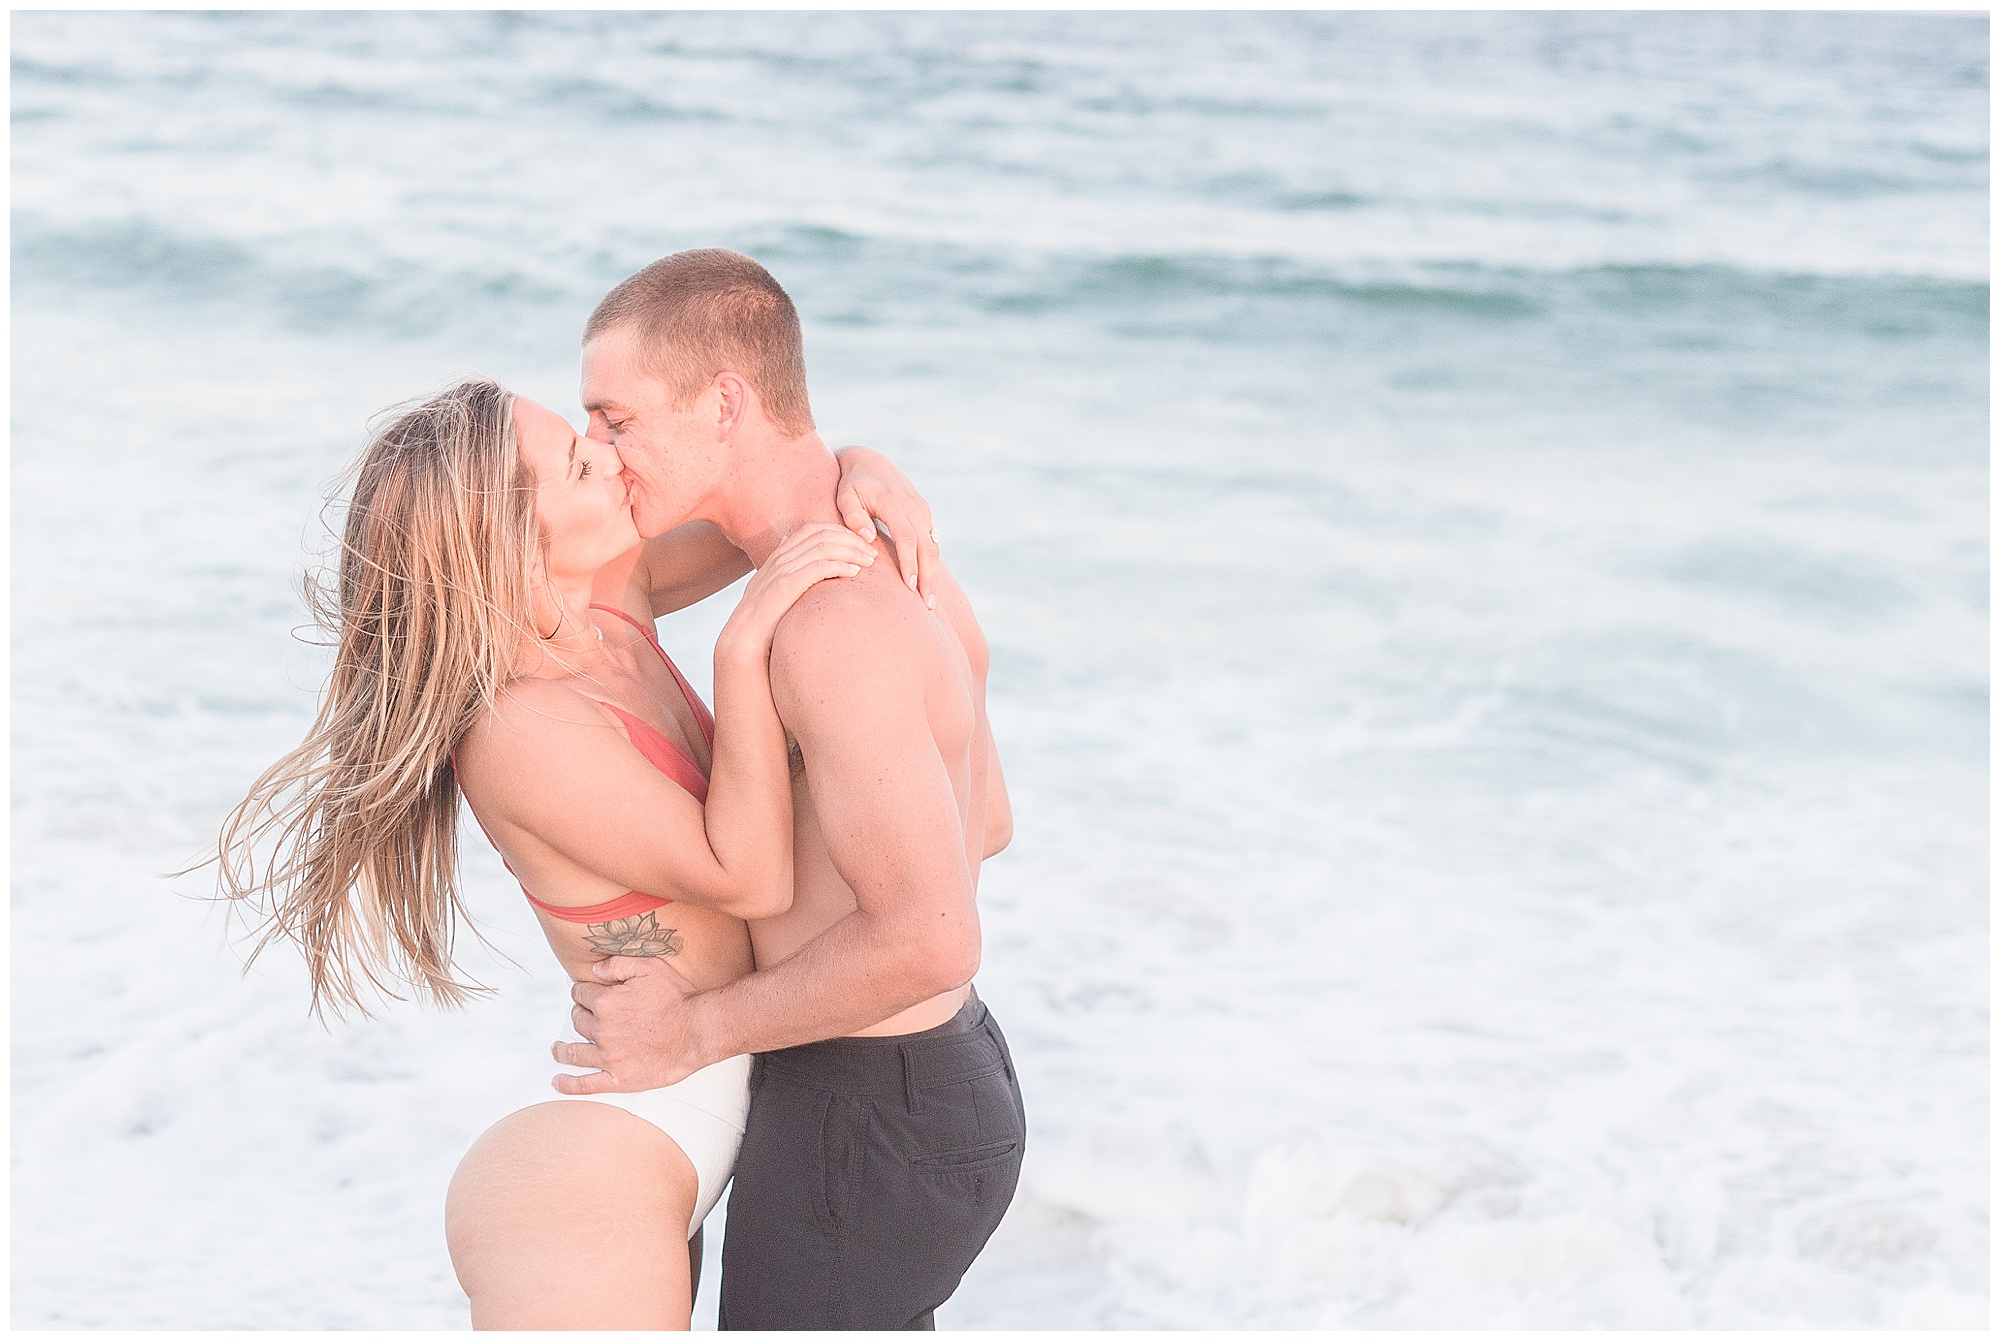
top-left (579, 460), bottom-right (593, 478)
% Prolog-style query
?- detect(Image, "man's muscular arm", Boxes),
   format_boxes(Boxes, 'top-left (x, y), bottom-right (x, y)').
top-left (696, 589), bottom-right (979, 1052)
top-left (983, 730), bottom-right (1013, 858)
top-left (555, 582), bottom-right (978, 1090)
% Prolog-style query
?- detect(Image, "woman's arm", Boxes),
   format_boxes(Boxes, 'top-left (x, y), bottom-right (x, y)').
top-left (637, 448), bottom-right (942, 616)
top-left (463, 526), bottom-right (877, 918)
top-left (638, 522), bottom-right (753, 617)
top-left (830, 446), bottom-right (943, 607)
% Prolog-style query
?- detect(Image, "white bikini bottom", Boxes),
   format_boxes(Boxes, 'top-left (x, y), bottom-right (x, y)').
top-left (498, 1052), bottom-right (753, 1239)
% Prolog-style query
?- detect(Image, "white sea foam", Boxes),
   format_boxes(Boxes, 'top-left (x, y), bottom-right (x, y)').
top-left (11, 10), bottom-right (1988, 1330)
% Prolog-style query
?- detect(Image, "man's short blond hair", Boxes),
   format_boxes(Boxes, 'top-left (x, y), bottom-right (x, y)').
top-left (584, 249), bottom-right (814, 437)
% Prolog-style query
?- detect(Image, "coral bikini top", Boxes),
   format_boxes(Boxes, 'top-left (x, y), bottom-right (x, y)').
top-left (475, 603), bottom-right (716, 926)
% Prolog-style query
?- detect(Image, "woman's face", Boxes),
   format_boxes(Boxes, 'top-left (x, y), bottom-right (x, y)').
top-left (514, 395), bottom-right (642, 582)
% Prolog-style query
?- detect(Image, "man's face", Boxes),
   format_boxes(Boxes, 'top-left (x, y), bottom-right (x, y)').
top-left (579, 326), bottom-right (719, 539)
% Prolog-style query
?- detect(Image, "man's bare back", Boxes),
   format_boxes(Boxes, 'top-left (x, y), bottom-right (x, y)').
top-left (759, 531), bottom-right (1007, 1035)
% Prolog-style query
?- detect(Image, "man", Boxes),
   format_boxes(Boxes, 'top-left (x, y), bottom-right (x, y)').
top-left (555, 248), bottom-right (1023, 1330)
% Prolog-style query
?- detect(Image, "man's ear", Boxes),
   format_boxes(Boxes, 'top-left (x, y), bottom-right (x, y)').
top-left (713, 371), bottom-right (750, 441)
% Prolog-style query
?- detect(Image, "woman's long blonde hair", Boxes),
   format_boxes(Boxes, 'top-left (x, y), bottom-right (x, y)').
top-left (214, 378), bottom-right (539, 1017)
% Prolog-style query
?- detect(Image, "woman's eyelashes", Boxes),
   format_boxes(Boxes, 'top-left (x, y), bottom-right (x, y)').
top-left (579, 460), bottom-right (593, 479)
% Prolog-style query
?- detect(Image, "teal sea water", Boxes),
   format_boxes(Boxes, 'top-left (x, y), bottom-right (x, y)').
top-left (12, 11), bottom-right (1988, 1328)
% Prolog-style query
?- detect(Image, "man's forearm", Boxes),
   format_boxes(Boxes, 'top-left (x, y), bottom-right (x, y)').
top-left (691, 907), bottom-right (971, 1061)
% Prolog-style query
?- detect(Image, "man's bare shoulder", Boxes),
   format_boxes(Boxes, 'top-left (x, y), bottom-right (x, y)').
top-left (771, 556), bottom-right (935, 668)
top-left (769, 563), bottom-right (955, 734)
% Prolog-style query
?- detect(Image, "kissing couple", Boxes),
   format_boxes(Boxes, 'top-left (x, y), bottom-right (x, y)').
top-left (218, 249), bottom-right (1025, 1329)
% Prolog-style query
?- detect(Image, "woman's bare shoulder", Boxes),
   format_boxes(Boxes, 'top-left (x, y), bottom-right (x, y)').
top-left (455, 676), bottom-right (620, 784)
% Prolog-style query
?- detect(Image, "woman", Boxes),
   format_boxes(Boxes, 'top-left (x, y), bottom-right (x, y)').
top-left (215, 378), bottom-right (939, 1328)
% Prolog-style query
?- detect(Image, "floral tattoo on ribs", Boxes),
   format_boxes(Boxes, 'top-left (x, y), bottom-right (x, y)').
top-left (582, 912), bottom-right (684, 958)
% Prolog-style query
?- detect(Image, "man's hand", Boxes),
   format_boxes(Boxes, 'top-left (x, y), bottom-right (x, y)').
top-left (832, 445), bottom-right (942, 609)
top-left (551, 956), bottom-right (713, 1094)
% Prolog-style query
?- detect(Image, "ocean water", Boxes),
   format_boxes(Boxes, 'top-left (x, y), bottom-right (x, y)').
top-left (10, 10), bottom-right (1988, 1329)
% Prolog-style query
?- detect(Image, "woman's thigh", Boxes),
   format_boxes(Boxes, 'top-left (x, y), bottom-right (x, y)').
top-left (446, 1100), bottom-right (701, 1331)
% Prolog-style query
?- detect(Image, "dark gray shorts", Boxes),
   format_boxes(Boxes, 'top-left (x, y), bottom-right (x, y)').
top-left (718, 994), bottom-right (1027, 1330)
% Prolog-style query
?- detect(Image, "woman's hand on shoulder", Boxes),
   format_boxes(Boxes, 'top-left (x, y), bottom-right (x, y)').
top-left (833, 446), bottom-right (942, 609)
top-left (719, 524), bottom-right (877, 661)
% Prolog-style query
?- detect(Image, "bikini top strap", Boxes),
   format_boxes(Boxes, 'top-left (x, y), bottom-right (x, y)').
top-left (588, 602), bottom-right (658, 643)
top-left (587, 602), bottom-right (716, 750)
